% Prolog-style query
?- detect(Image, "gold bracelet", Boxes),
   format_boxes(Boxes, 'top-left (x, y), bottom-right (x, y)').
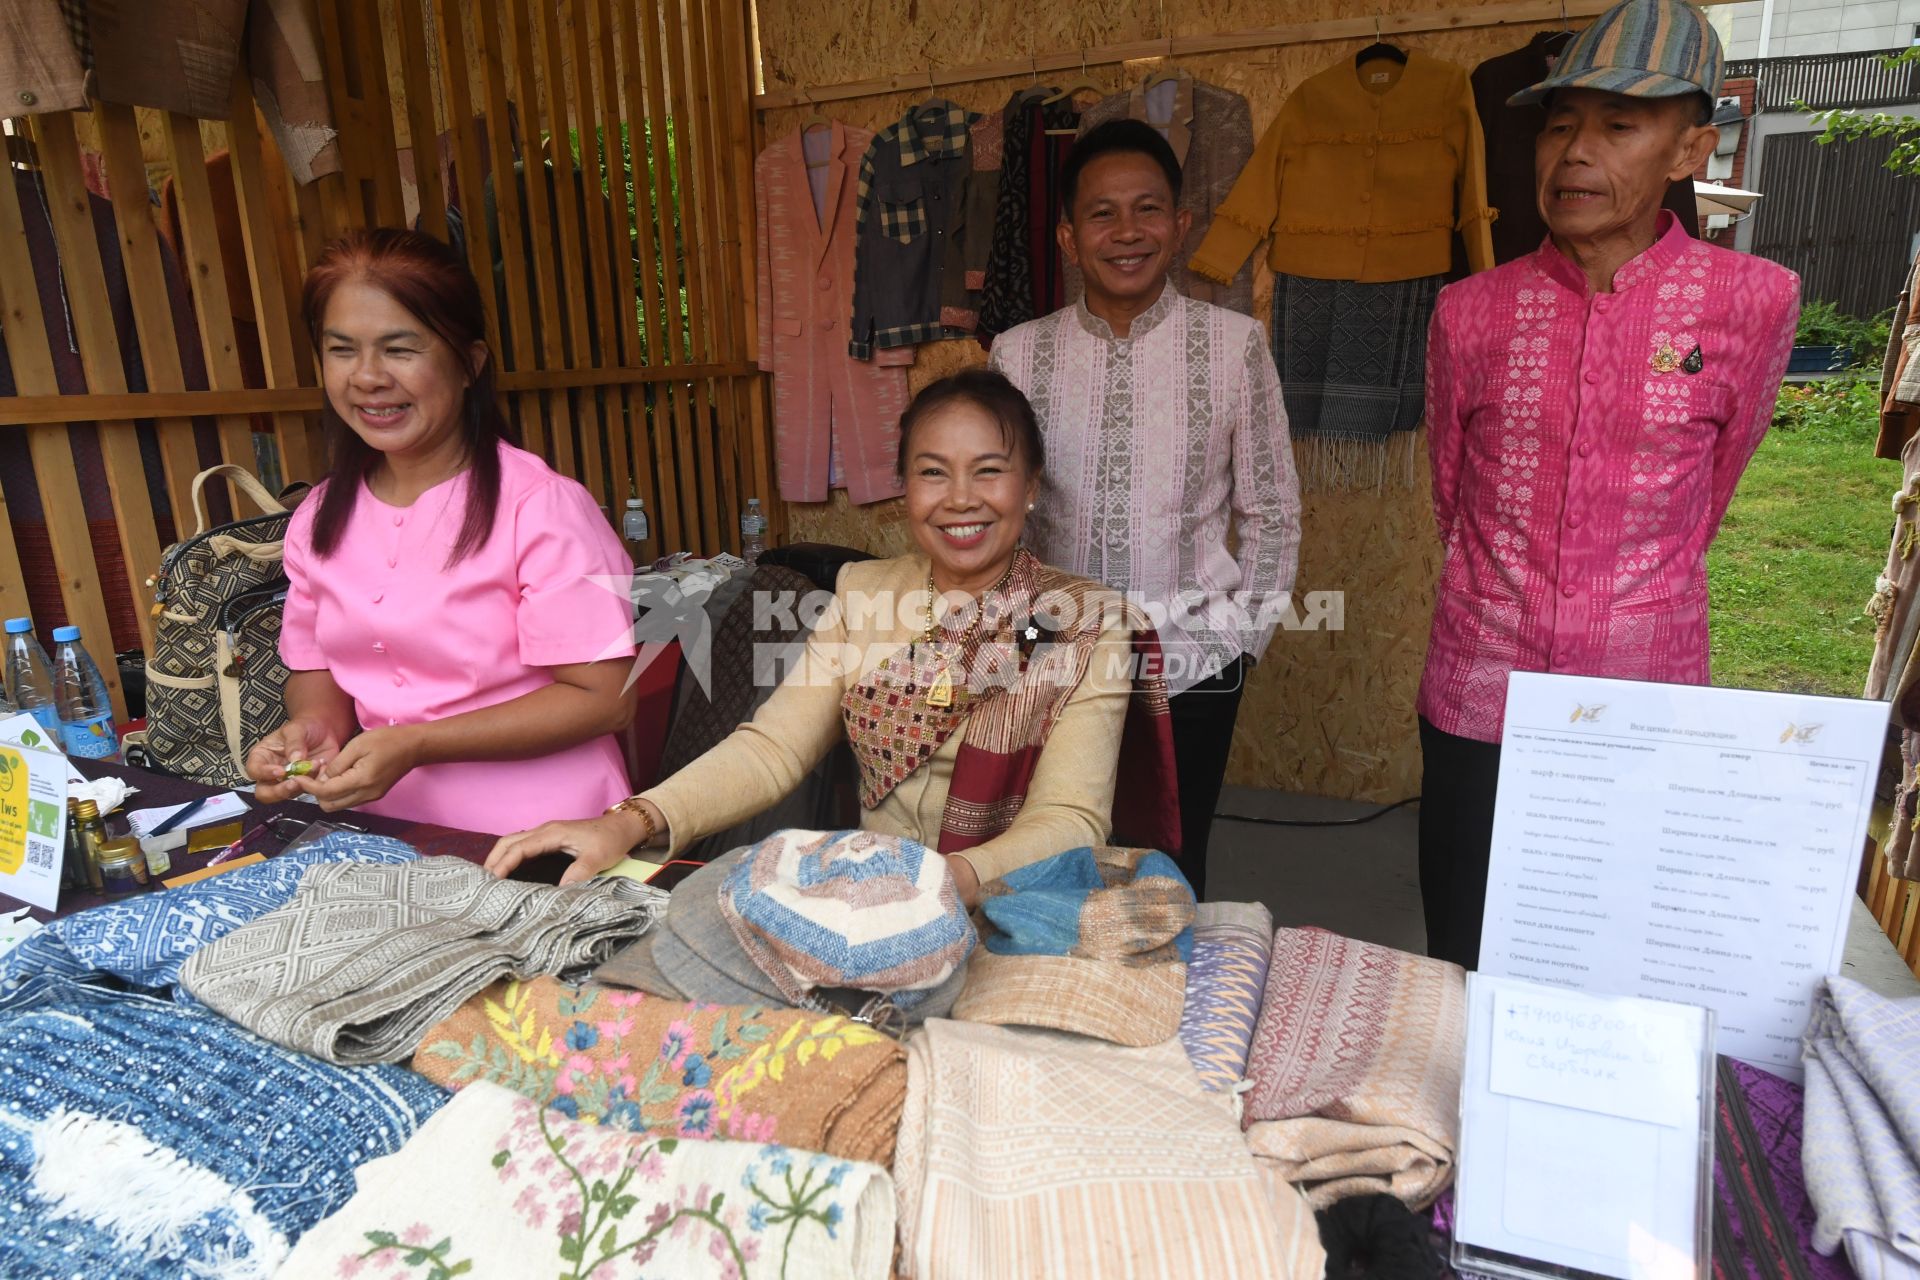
top-left (605, 796), bottom-right (659, 849)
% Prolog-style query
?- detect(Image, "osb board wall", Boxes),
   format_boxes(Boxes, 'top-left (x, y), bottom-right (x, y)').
top-left (754, 0), bottom-right (1554, 803)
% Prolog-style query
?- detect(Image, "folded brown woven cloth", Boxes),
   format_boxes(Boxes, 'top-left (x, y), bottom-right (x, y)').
top-left (411, 975), bottom-right (908, 1167)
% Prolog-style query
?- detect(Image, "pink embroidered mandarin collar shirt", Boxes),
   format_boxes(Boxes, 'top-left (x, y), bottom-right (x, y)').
top-left (1419, 213), bottom-right (1800, 743)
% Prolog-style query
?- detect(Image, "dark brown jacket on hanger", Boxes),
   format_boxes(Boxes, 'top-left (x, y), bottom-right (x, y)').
top-left (1471, 30), bottom-right (1698, 264)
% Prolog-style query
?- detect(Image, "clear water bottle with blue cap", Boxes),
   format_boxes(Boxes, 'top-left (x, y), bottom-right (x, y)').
top-left (740, 497), bottom-right (766, 565)
top-left (4, 618), bottom-right (60, 738)
top-left (51, 625), bottom-right (120, 762)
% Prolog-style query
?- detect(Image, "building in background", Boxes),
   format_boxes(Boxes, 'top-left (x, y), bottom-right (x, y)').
top-left (1712, 0), bottom-right (1920, 59)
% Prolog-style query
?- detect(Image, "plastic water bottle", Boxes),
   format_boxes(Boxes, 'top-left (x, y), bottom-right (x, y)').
top-left (622, 496), bottom-right (651, 560)
top-left (740, 498), bottom-right (767, 565)
top-left (4, 618), bottom-right (60, 738)
top-left (51, 626), bottom-right (120, 762)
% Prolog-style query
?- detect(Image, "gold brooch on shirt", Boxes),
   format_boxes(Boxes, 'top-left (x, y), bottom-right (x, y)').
top-left (1650, 341), bottom-right (1681, 374)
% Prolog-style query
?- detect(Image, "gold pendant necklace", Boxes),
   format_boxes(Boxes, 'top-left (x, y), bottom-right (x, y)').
top-left (922, 562), bottom-right (1016, 709)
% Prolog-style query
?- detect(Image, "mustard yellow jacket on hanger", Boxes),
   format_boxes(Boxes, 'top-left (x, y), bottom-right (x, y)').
top-left (1189, 51), bottom-right (1495, 285)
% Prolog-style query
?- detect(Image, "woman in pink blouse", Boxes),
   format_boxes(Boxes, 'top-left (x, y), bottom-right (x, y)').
top-left (244, 229), bottom-right (637, 835)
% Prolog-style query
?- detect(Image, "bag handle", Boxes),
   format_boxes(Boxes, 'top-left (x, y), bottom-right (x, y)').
top-left (191, 464), bottom-right (287, 537)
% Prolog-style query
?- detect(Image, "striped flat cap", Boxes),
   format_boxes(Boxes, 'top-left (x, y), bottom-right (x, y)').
top-left (1509, 0), bottom-right (1723, 106)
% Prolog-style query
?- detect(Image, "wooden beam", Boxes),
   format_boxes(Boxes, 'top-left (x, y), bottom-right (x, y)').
top-left (431, 0), bottom-right (506, 361)
top-left (162, 111), bottom-right (266, 502)
top-left (226, 78), bottom-right (322, 486)
top-left (86, 104), bottom-right (203, 532)
top-left (752, 0), bottom-right (1744, 109)
top-left (588, 0), bottom-right (640, 513)
top-left (471, 0), bottom-right (543, 454)
top-left (30, 112), bottom-right (164, 657)
top-left (509, 0), bottom-right (575, 473)
top-left (3, 362), bottom-right (759, 424)
top-left (0, 163), bottom-right (127, 717)
top-left (394, 0), bottom-right (449, 243)
top-left (537, 0), bottom-right (606, 505)
top-left (631, 0), bottom-right (692, 551)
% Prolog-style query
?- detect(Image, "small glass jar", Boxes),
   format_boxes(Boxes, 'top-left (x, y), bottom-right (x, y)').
top-left (95, 837), bottom-right (148, 895)
top-left (71, 799), bottom-right (107, 893)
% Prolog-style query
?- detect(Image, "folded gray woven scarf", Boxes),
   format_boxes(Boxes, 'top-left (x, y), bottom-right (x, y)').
top-left (181, 857), bottom-right (667, 1065)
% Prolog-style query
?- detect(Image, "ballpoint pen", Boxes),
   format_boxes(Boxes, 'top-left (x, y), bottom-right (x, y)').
top-left (148, 795), bottom-right (211, 838)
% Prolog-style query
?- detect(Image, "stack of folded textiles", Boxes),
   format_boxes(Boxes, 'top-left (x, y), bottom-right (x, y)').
top-left (0, 834), bottom-right (453, 1277)
top-left (181, 856), bottom-right (666, 1063)
top-left (1241, 926), bottom-right (1467, 1209)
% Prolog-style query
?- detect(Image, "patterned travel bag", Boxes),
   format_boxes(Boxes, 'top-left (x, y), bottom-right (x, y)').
top-left (141, 464), bottom-right (295, 787)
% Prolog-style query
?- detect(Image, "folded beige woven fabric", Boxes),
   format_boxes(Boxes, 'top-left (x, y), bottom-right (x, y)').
top-left (181, 857), bottom-right (665, 1064)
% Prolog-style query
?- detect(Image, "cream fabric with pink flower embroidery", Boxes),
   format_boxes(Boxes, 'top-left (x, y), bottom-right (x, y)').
top-left (277, 1081), bottom-right (895, 1280)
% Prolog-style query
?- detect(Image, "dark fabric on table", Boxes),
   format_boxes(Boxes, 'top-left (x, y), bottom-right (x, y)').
top-left (5, 759), bottom-right (494, 923)
top-left (1430, 1057), bottom-right (1849, 1280)
top-left (1714, 1057), bottom-right (1848, 1280)
top-left (1321, 1193), bottom-right (1442, 1280)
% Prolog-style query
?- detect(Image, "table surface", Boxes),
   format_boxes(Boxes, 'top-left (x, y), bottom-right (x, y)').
top-left (4, 759), bottom-right (506, 923)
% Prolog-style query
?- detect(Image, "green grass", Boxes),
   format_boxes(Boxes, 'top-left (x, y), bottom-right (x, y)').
top-left (1707, 372), bottom-right (1894, 696)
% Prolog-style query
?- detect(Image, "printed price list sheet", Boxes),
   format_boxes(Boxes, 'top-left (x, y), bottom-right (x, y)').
top-left (1479, 673), bottom-right (1887, 1077)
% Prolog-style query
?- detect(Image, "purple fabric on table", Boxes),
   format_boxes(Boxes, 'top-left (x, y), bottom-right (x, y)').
top-left (1429, 1058), bottom-right (1852, 1280)
top-left (1177, 902), bottom-right (1273, 1091)
top-left (1716, 1057), bottom-right (1853, 1280)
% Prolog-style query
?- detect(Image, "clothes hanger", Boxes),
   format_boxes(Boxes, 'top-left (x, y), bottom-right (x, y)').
top-left (1354, 14), bottom-right (1409, 68)
top-left (1144, 38), bottom-right (1181, 87)
top-left (1043, 50), bottom-right (1102, 105)
top-left (798, 88), bottom-right (832, 140)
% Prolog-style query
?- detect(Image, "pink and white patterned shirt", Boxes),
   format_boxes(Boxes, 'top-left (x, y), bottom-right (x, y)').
top-left (990, 287), bottom-right (1302, 693)
top-left (1419, 213), bottom-right (1799, 743)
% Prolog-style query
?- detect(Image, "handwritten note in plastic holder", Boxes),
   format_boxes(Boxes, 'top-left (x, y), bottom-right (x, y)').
top-left (1454, 974), bottom-right (1716, 1280)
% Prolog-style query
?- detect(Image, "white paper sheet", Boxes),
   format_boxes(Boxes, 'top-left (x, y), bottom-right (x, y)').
top-left (125, 791), bottom-right (250, 840)
top-left (1479, 673), bottom-right (1885, 1079)
top-left (1455, 974), bottom-right (1713, 1280)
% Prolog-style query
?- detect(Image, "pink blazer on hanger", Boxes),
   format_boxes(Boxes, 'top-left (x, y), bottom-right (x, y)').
top-left (755, 122), bottom-right (910, 506)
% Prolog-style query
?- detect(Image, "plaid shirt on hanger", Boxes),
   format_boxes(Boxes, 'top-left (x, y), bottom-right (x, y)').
top-left (850, 98), bottom-right (980, 358)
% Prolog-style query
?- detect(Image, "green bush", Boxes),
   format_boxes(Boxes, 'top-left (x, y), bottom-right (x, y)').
top-left (1771, 369), bottom-right (1883, 443)
top-left (1793, 300), bottom-right (1894, 367)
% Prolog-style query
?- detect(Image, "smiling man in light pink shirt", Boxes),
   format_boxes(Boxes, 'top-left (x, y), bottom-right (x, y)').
top-left (1416, 0), bottom-right (1800, 967)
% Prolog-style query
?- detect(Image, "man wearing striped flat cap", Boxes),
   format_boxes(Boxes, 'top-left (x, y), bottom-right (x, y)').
top-left (1415, 0), bottom-right (1800, 968)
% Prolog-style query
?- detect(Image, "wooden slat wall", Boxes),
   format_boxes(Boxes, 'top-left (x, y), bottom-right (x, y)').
top-left (0, 0), bottom-right (772, 727)
top-left (1866, 838), bottom-right (1920, 979)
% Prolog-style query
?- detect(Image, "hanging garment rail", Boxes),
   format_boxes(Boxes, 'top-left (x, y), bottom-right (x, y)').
top-left (752, 0), bottom-right (1739, 110)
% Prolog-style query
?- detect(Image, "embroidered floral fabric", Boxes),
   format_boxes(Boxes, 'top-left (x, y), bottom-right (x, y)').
top-left (277, 1079), bottom-right (896, 1280)
top-left (412, 977), bottom-right (908, 1166)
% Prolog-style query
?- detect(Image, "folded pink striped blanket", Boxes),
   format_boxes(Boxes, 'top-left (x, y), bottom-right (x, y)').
top-left (1242, 927), bottom-right (1467, 1209)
